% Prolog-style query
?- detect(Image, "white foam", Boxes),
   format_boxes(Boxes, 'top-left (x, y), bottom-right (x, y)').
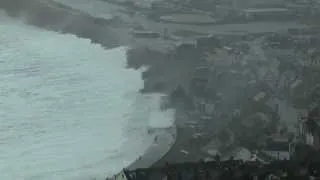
top-left (145, 93), bottom-right (175, 129)
top-left (0, 12), bottom-right (173, 180)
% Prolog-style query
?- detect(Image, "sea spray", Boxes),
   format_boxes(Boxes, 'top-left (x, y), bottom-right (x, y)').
top-left (0, 12), bottom-right (174, 180)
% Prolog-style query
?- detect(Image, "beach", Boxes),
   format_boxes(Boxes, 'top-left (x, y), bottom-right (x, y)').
top-left (127, 127), bottom-right (176, 170)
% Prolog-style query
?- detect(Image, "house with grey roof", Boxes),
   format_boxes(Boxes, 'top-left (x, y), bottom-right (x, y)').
top-left (260, 135), bottom-right (295, 160)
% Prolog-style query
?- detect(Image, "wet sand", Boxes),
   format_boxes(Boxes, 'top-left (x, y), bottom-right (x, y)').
top-left (127, 127), bottom-right (176, 170)
top-left (152, 109), bottom-right (209, 167)
top-left (126, 107), bottom-right (211, 169)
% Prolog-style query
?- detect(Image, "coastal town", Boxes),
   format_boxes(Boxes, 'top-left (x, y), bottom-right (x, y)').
top-left (2, 0), bottom-right (320, 179)
top-left (107, 0), bottom-right (320, 179)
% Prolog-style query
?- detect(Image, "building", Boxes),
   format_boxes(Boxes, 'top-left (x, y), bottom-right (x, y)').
top-left (299, 105), bottom-right (320, 150)
top-left (260, 136), bottom-right (295, 160)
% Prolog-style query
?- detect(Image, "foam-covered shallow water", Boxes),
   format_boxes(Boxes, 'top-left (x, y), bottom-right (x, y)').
top-left (0, 12), bottom-right (174, 180)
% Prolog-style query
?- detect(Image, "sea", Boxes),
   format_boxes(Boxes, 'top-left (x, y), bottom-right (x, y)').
top-left (0, 11), bottom-right (174, 180)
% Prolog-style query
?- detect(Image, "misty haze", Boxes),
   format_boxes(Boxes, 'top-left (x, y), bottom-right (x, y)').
top-left (0, 0), bottom-right (320, 179)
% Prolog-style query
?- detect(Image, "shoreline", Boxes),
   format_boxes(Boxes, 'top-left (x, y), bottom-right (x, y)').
top-left (1, 0), bottom-right (314, 179)
top-left (1, 0), bottom-right (181, 176)
top-left (126, 126), bottom-right (177, 170)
